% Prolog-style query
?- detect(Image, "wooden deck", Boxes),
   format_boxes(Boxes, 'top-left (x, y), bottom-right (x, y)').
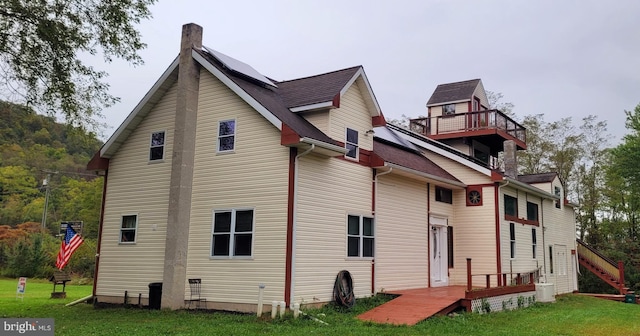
top-left (357, 286), bottom-right (467, 325)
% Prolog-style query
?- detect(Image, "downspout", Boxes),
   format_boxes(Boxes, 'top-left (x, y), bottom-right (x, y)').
top-left (289, 144), bottom-right (314, 308)
top-left (92, 170), bottom-right (108, 300)
top-left (372, 167), bottom-right (392, 294)
top-left (427, 183), bottom-right (431, 288)
top-left (495, 180), bottom-right (509, 286)
top-left (540, 196), bottom-right (546, 283)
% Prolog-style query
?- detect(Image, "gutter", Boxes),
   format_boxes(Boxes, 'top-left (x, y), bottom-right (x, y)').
top-left (502, 177), bottom-right (559, 201)
top-left (299, 137), bottom-right (348, 155)
top-left (385, 163), bottom-right (466, 188)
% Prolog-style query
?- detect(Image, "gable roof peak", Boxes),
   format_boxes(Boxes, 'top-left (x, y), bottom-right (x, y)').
top-left (426, 78), bottom-right (483, 106)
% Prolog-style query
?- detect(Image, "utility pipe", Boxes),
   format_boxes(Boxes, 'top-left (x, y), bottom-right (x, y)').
top-left (289, 144), bottom-right (314, 308)
top-left (257, 283), bottom-right (265, 317)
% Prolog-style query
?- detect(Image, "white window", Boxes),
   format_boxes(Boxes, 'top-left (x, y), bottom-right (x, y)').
top-left (120, 215), bottom-right (138, 243)
top-left (345, 128), bottom-right (359, 160)
top-left (347, 215), bottom-right (374, 258)
top-left (211, 209), bottom-right (254, 257)
top-left (509, 222), bottom-right (516, 259)
top-left (149, 131), bottom-right (165, 161)
top-left (218, 120), bottom-right (236, 153)
top-left (443, 104), bottom-right (456, 115)
top-left (554, 186), bottom-right (562, 209)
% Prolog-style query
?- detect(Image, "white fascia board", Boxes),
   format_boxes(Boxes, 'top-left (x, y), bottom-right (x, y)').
top-left (503, 177), bottom-right (558, 200)
top-left (386, 162), bottom-right (466, 188)
top-left (340, 68), bottom-right (381, 117)
top-left (426, 99), bottom-right (470, 107)
top-left (300, 137), bottom-right (348, 155)
top-left (290, 101), bottom-right (334, 112)
top-left (394, 131), bottom-right (492, 176)
top-left (101, 57), bottom-right (180, 158)
top-left (192, 50), bottom-right (282, 130)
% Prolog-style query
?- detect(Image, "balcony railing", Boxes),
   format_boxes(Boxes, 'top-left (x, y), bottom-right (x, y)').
top-left (409, 110), bottom-right (526, 144)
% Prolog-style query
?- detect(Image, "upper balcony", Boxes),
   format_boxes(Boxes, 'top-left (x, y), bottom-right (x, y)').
top-left (409, 109), bottom-right (526, 154)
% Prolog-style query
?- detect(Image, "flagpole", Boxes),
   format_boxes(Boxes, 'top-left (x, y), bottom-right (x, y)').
top-left (41, 174), bottom-right (51, 230)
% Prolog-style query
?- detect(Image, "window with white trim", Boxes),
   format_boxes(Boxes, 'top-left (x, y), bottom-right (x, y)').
top-left (347, 215), bottom-right (374, 258)
top-left (149, 131), bottom-right (165, 161)
top-left (509, 222), bottom-right (516, 259)
top-left (443, 104), bottom-right (456, 115)
top-left (345, 128), bottom-right (359, 160)
top-left (120, 215), bottom-right (138, 243)
top-left (211, 209), bottom-right (254, 257)
top-left (554, 186), bottom-right (561, 209)
top-left (218, 120), bottom-right (236, 153)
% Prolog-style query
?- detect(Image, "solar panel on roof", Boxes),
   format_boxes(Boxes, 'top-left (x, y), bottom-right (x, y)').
top-left (203, 46), bottom-right (277, 88)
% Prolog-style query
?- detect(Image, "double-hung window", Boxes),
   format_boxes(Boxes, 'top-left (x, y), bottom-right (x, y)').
top-left (347, 215), bottom-right (374, 258)
top-left (509, 222), bottom-right (516, 259)
top-left (218, 120), bottom-right (236, 153)
top-left (504, 195), bottom-right (518, 220)
top-left (532, 228), bottom-right (537, 259)
top-left (149, 131), bottom-right (165, 161)
top-left (345, 128), bottom-right (359, 160)
top-left (554, 186), bottom-right (562, 209)
top-left (211, 209), bottom-right (254, 257)
top-left (120, 215), bottom-right (138, 243)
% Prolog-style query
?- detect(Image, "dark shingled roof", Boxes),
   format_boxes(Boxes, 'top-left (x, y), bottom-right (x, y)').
top-left (277, 67), bottom-right (361, 108)
top-left (518, 172), bottom-right (558, 184)
top-left (373, 139), bottom-right (461, 183)
top-left (195, 49), bottom-right (340, 146)
top-left (427, 79), bottom-right (480, 106)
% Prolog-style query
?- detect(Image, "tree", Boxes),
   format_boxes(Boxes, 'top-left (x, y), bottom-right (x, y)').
top-left (0, 0), bottom-right (156, 128)
top-left (486, 90), bottom-right (515, 118)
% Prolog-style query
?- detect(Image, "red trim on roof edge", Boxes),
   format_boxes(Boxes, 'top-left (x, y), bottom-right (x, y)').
top-left (285, 147), bottom-right (297, 305)
top-left (87, 151), bottom-right (109, 171)
top-left (332, 93), bottom-right (340, 108)
top-left (281, 123), bottom-right (301, 146)
top-left (491, 170), bottom-right (503, 181)
top-left (372, 115), bottom-right (386, 127)
top-left (369, 152), bottom-right (386, 167)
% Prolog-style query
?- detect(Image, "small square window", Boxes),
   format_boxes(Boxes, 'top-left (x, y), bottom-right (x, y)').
top-left (443, 104), bottom-right (456, 115)
top-left (149, 131), bottom-right (165, 161)
top-left (435, 186), bottom-right (453, 204)
top-left (120, 215), bottom-right (138, 243)
top-left (218, 120), bottom-right (236, 152)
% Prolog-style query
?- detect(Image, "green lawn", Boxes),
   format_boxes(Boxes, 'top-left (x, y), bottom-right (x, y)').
top-left (1, 278), bottom-right (639, 335)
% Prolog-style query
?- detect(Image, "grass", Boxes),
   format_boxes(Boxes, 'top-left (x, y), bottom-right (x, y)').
top-left (1, 278), bottom-right (639, 335)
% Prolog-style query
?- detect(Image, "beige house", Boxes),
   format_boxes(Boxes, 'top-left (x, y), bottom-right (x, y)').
top-left (88, 23), bottom-right (579, 312)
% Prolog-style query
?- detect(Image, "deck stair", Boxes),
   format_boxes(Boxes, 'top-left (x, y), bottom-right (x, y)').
top-left (577, 239), bottom-right (628, 295)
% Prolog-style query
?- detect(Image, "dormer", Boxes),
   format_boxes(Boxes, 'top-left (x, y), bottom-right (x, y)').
top-left (410, 79), bottom-right (526, 167)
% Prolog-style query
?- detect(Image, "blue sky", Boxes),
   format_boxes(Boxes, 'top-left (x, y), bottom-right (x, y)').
top-left (97, 0), bottom-right (640, 144)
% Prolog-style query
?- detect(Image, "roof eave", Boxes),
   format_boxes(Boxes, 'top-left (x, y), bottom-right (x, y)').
top-left (340, 68), bottom-right (382, 117)
top-left (502, 177), bottom-right (559, 200)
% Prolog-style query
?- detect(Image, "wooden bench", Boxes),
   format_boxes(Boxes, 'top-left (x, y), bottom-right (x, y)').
top-left (49, 271), bottom-right (71, 298)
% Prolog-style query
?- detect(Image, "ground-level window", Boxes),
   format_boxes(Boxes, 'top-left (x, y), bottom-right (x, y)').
top-left (504, 195), bottom-right (518, 218)
top-left (211, 209), bottom-right (254, 257)
top-left (347, 215), bottom-right (374, 258)
top-left (149, 131), bottom-right (165, 161)
top-left (436, 186), bottom-right (453, 204)
top-left (218, 119), bottom-right (236, 153)
top-left (532, 228), bottom-right (537, 259)
top-left (345, 128), bottom-right (359, 160)
top-left (510, 222), bottom-right (516, 259)
top-left (120, 215), bottom-right (138, 243)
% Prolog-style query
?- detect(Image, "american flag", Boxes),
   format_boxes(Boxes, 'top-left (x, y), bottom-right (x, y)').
top-left (56, 224), bottom-right (84, 270)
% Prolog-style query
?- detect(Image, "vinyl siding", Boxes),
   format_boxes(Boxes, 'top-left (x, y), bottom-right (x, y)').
top-left (329, 82), bottom-right (374, 151)
top-left (294, 154), bottom-right (373, 304)
top-left (301, 110), bottom-right (330, 135)
top-left (472, 81), bottom-right (489, 109)
top-left (426, 152), bottom-right (489, 185)
top-left (186, 70), bottom-right (290, 304)
top-left (375, 173), bottom-right (429, 291)
top-left (542, 197), bottom-right (577, 294)
top-left (96, 81), bottom-right (178, 297)
top-left (449, 186), bottom-right (497, 285)
top-left (500, 188), bottom-right (542, 280)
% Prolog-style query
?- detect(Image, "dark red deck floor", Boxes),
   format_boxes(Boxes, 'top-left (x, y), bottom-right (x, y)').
top-left (357, 286), bottom-right (467, 325)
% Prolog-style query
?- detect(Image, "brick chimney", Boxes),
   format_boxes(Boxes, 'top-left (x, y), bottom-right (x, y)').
top-left (162, 23), bottom-right (203, 309)
top-left (503, 140), bottom-right (518, 179)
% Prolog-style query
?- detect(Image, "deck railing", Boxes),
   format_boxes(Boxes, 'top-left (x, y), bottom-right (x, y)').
top-left (409, 110), bottom-right (526, 143)
top-left (465, 258), bottom-right (538, 299)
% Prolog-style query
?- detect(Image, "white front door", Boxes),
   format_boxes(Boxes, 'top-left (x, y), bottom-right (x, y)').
top-left (430, 216), bottom-right (449, 287)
